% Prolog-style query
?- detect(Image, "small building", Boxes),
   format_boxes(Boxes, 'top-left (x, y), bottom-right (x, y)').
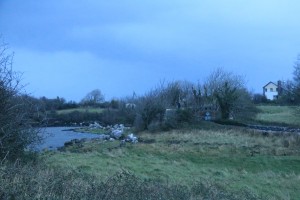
top-left (263, 81), bottom-right (283, 100)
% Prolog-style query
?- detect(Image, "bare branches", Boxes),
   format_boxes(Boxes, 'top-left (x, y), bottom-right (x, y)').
top-left (0, 39), bottom-right (42, 161)
top-left (203, 68), bottom-right (255, 120)
top-left (81, 89), bottom-right (105, 106)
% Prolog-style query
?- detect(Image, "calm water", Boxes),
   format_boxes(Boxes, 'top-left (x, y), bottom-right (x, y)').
top-left (36, 127), bottom-right (102, 151)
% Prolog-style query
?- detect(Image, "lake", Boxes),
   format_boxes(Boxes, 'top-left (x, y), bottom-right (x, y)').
top-left (35, 127), bottom-right (103, 151)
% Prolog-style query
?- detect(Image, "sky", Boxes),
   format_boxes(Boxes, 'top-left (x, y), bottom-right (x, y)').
top-left (0, 0), bottom-right (300, 102)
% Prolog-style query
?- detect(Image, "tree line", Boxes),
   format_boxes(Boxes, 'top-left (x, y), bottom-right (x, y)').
top-left (252, 55), bottom-right (300, 105)
top-left (2, 38), bottom-right (300, 161)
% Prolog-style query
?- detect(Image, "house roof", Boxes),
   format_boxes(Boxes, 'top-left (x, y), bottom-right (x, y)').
top-left (263, 81), bottom-right (278, 88)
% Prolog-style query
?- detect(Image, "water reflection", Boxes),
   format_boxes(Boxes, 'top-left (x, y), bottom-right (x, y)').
top-left (36, 127), bottom-right (102, 151)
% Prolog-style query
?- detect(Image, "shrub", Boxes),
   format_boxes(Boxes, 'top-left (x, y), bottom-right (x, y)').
top-left (0, 162), bottom-right (263, 200)
top-left (162, 109), bottom-right (194, 131)
top-left (176, 109), bottom-right (194, 124)
top-left (0, 42), bottom-right (42, 161)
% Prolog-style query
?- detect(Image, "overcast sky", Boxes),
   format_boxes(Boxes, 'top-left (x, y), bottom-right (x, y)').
top-left (0, 0), bottom-right (299, 102)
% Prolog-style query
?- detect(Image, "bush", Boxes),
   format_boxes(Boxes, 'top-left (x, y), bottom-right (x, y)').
top-left (51, 107), bottom-right (136, 127)
top-left (162, 109), bottom-right (194, 131)
top-left (176, 109), bottom-right (194, 124)
top-left (0, 42), bottom-right (42, 161)
top-left (0, 163), bottom-right (190, 200)
top-left (163, 109), bottom-right (178, 130)
top-left (53, 111), bottom-right (103, 125)
top-left (133, 114), bottom-right (144, 132)
top-left (0, 162), bottom-right (263, 200)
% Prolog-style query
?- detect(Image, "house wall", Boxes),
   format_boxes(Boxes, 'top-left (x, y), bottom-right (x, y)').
top-left (264, 82), bottom-right (278, 100)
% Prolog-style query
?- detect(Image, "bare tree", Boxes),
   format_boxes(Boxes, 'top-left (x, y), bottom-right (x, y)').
top-left (293, 55), bottom-right (300, 86)
top-left (134, 81), bottom-right (195, 131)
top-left (0, 41), bottom-right (42, 161)
top-left (134, 84), bottom-right (167, 131)
top-left (204, 68), bottom-right (256, 120)
top-left (292, 55), bottom-right (300, 103)
top-left (81, 89), bottom-right (105, 106)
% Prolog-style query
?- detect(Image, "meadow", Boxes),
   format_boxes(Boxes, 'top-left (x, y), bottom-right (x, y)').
top-left (2, 105), bottom-right (300, 199)
top-left (255, 105), bottom-right (300, 127)
top-left (42, 121), bottom-right (300, 199)
top-left (56, 107), bottom-right (104, 115)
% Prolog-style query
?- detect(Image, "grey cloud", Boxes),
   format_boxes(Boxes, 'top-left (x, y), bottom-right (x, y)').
top-left (0, 0), bottom-right (300, 100)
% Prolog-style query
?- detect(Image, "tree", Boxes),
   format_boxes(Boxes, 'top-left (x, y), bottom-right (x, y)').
top-left (293, 55), bottom-right (300, 86)
top-left (204, 68), bottom-right (257, 120)
top-left (252, 93), bottom-right (268, 104)
top-left (0, 41), bottom-right (42, 161)
top-left (134, 81), bottom-right (195, 131)
top-left (134, 86), bottom-right (166, 131)
top-left (276, 80), bottom-right (296, 105)
top-left (293, 55), bottom-right (300, 103)
top-left (81, 89), bottom-right (105, 106)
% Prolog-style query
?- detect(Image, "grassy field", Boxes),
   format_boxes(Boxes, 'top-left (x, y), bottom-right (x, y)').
top-left (35, 105), bottom-right (300, 199)
top-left (255, 105), bottom-right (300, 127)
top-left (43, 123), bottom-right (300, 199)
top-left (56, 107), bottom-right (104, 115)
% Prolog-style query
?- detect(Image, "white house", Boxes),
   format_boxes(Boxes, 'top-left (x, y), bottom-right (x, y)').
top-left (263, 81), bottom-right (282, 100)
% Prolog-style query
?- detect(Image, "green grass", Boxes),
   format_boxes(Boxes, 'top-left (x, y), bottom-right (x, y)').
top-left (255, 105), bottom-right (300, 127)
top-left (43, 125), bottom-right (300, 199)
top-left (56, 107), bottom-right (104, 114)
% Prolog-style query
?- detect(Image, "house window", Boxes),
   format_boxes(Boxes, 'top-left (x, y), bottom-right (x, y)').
top-left (276, 88), bottom-right (278, 92)
top-left (270, 88), bottom-right (273, 92)
top-left (265, 88), bottom-right (267, 92)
